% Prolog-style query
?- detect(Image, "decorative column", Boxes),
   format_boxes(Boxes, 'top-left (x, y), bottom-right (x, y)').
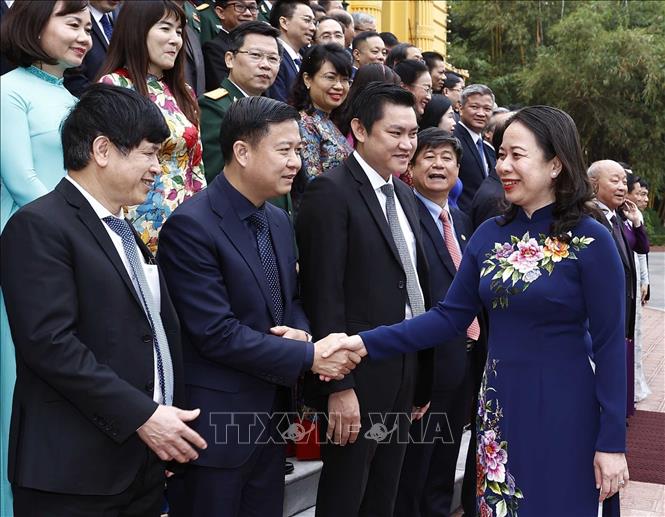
top-left (412, 0), bottom-right (435, 51)
top-left (347, 0), bottom-right (383, 33)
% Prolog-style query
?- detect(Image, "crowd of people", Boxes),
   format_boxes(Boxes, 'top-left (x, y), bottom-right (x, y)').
top-left (0, 1), bottom-right (653, 517)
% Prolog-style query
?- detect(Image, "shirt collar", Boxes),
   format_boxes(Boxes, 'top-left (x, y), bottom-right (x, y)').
top-left (219, 173), bottom-right (262, 221)
top-left (594, 200), bottom-right (616, 222)
top-left (88, 5), bottom-right (105, 23)
top-left (353, 151), bottom-right (393, 191)
top-left (278, 38), bottom-right (301, 61)
top-left (228, 79), bottom-right (250, 98)
top-left (414, 189), bottom-right (449, 221)
top-left (65, 175), bottom-right (122, 219)
top-left (459, 120), bottom-right (483, 143)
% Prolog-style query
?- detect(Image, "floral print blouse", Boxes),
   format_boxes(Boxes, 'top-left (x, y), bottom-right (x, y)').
top-left (298, 108), bottom-right (353, 179)
top-left (99, 69), bottom-right (206, 252)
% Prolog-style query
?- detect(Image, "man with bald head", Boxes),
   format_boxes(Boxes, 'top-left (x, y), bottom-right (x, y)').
top-left (588, 160), bottom-right (649, 418)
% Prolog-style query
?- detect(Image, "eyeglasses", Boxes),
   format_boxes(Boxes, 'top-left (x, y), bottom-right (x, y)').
top-left (234, 49), bottom-right (281, 67)
top-left (319, 74), bottom-right (350, 86)
top-left (414, 84), bottom-right (433, 95)
top-left (227, 2), bottom-right (259, 14)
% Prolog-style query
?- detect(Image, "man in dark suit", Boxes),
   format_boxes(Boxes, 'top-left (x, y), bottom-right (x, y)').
top-left (296, 83), bottom-right (432, 517)
top-left (393, 129), bottom-right (484, 517)
top-left (453, 84), bottom-right (496, 213)
top-left (157, 96), bottom-right (363, 517)
top-left (266, 0), bottom-right (315, 102)
top-left (64, 0), bottom-right (121, 97)
top-left (588, 160), bottom-right (649, 418)
top-left (1, 84), bottom-right (207, 516)
top-left (201, 0), bottom-right (258, 92)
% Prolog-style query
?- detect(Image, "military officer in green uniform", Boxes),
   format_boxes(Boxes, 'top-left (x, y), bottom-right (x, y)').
top-left (196, 2), bottom-right (223, 45)
top-left (183, 0), bottom-right (202, 33)
top-left (199, 21), bottom-right (292, 213)
top-left (257, 0), bottom-right (272, 23)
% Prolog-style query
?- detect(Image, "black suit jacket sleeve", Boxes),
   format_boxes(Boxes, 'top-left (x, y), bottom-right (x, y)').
top-left (296, 175), bottom-right (355, 393)
top-left (202, 36), bottom-right (230, 91)
top-left (1, 209), bottom-right (158, 443)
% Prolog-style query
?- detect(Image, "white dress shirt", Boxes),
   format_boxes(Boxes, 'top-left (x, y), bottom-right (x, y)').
top-left (65, 176), bottom-right (163, 403)
top-left (353, 151), bottom-right (423, 320)
top-left (278, 38), bottom-right (302, 71)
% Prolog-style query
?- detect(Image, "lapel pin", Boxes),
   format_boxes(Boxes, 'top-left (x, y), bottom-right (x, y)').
top-left (461, 234), bottom-right (467, 241)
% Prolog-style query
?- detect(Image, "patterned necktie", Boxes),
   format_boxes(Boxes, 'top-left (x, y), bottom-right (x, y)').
top-left (475, 137), bottom-right (488, 177)
top-left (380, 183), bottom-right (425, 316)
top-left (610, 215), bottom-right (629, 263)
top-left (440, 209), bottom-right (481, 340)
top-left (103, 216), bottom-right (174, 405)
top-left (248, 208), bottom-right (284, 325)
top-left (100, 13), bottom-right (114, 43)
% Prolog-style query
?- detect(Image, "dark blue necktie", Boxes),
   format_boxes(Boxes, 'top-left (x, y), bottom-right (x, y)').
top-left (476, 137), bottom-right (488, 176)
top-left (248, 209), bottom-right (284, 325)
top-left (294, 57), bottom-right (302, 69)
top-left (103, 216), bottom-right (173, 405)
top-left (100, 13), bottom-right (114, 42)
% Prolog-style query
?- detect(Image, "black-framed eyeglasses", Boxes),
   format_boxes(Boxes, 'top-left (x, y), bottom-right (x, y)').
top-left (227, 2), bottom-right (259, 14)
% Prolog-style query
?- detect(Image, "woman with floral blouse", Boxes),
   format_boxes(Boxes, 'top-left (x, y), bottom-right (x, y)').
top-left (97, 0), bottom-right (205, 252)
top-left (290, 44), bottom-right (353, 182)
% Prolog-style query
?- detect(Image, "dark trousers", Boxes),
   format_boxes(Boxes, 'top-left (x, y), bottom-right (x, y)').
top-left (167, 441), bottom-right (286, 517)
top-left (394, 358), bottom-right (474, 517)
top-left (13, 448), bottom-right (164, 517)
top-left (315, 357), bottom-right (416, 517)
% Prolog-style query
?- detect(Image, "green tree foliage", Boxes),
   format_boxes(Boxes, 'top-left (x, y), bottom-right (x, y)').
top-left (447, 1), bottom-right (665, 190)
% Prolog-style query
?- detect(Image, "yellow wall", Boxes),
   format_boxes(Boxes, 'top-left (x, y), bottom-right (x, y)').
top-left (347, 0), bottom-right (448, 56)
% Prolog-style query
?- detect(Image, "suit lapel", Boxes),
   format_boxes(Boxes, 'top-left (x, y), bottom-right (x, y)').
top-left (451, 207), bottom-right (470, 254)
top-left (417, 198), bottom-right (457, 278)
top-left (347, 156), bottom-right (402, 266)
top-left (57, 180), bottom-right (143, 310)
top-left (458, 127), bottom-right (485, 175)
top-left (91, 18), bottom-right (109, 51)
top-left (267, 207), bottom-right (293, 317)
top-left (209, 179), bottom-right (279, 324)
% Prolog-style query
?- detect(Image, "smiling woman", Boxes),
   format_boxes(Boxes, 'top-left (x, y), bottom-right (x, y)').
top-left (0, 3), bottom-right (91, 511)
top-left (96, 0), bottom-right (206, 253)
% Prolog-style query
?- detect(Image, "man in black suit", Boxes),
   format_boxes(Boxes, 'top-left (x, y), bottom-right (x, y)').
top-left (158, 96), bottom-right (363, 517)
top-left (394, 129), bottom-right (484, 517)
top-left (267, 0), bottom-right (316, 102)
top-left (296, 83), bottom-right (432, 517)
top-left (202, 0), bottom-right (258, 92)
top-left (1, 84), bottom-right (207, 516)
top-left (453, 83), bottom-right (496, 213)
top-left (64, 0), bottom-right (121, 97)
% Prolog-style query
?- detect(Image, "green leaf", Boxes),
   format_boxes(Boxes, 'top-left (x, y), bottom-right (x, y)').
top-left (172, 176), bottom-right (184, 185)
top-left (510, 269), bottom-right (520, 285)
top-left (502, 268), bottom-right (514, 282)
top-left (496, 499), bottom-right (508, 517)
top-left (514, 488), bottom-right (524, 499)
top-left (488, 480), bottom-right (502, 495)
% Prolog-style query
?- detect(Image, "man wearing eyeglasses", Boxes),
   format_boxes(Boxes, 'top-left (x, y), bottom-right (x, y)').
top-left (202, 0), bottom-right (259, 91)
top-left (267, 0), bottom-right (316, 102)
top-left (200, 21), bottom-right (281, 186)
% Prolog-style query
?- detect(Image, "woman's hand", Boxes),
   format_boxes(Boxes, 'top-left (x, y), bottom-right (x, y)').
top-left (594, 451), bottom-right (629, 502)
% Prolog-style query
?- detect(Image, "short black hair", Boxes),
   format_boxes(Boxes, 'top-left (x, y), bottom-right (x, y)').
top-left (328, 9), bottom-right (352, 29)
top-left (62, 84), bottom-right (169, 171)
top-left (220, 96), bottom-right (300, 161)
top-left (393, 59), bottom-right (429, 87)
top-left (419, 94), bottom-right (453, 130)
top-left (228, 20), bottom-right (280, 52)
top-left (443, 72), bottom-right (463, 89)
top-left (269, 0), bottom-right (311, 29)
top-left (352, 30), bottom-right (381, 51)
top-left (627, 173), bottom-right (649, 193)
top-left (412, 127), bottom-right (462, 165)
top-left (379, 32), bottom-right (399, 47)
top-left (422, 51), bottom-right (444, 70)
top-left (290, 44), bottom-right (353, 112)
top-left (311, 3), bottom-right (326, 16)
top-left (351, 82), bottom-right (415, 135)
top-left (0, 0), bottom-right (88, 68)
top-left (385, 42), bottom-right (416, 68)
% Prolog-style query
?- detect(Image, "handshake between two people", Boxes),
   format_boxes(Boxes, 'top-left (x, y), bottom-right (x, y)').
top-left (270, 326), bottom-right (368, 381)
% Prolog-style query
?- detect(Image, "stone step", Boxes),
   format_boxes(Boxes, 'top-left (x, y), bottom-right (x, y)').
top-left (290, 430), bottom-right (473, 517)
top-left (283, 458), bottom-right (322, 517)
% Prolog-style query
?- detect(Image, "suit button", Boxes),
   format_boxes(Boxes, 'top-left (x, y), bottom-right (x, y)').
top-left (145, 381), bottom-right (154, 393)
top-left (398, 280), bottom-right (405, 289)
top-left (142, 334), bottom-right (152, 343)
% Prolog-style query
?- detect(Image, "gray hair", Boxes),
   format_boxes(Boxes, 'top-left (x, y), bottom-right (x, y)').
top-left (352, 12), bottom-right (375, 27)
top-left (460, 84), bottom-right (495, 106)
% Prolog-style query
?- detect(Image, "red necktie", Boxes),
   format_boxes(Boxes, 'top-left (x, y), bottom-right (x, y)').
top-left (440, 209), bottom-right (481, 340)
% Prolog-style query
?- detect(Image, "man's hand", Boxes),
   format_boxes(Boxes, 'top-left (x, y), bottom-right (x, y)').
top-left (327, 388), bottom-right (361, 446)
top-left (137, 405), bottom-right (207, 463)
top-left (411, 401), bottom-right (431, 421)
top-left (641, 284), bottom-right (649, 305)
top-left (318, 334), bottom-right (368, 381)
top-left (622, 199), bottom-right (642, 227)
top-left (270, 325), bottom-right (310, 342)
top-left (594, 451), bottom-right (629, 502)
top-left (312, 333), bottom-right (362, 380)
